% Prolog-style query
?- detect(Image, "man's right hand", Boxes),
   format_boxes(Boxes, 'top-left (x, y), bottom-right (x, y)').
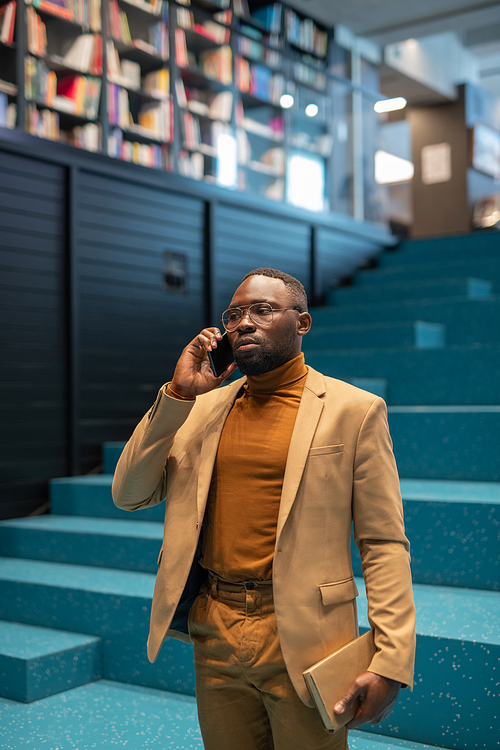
top-left (170, 328), bottom-right (238, 400)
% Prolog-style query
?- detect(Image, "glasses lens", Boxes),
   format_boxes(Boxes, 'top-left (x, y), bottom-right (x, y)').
top-left (222, 303), bottom-right (274, 330)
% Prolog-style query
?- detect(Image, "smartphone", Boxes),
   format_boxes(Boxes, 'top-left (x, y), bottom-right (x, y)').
top-left (208, 332), bottom-right (235, 377)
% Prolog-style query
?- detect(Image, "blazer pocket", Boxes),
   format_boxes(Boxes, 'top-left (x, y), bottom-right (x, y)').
top-left (308, 444), bottom-right (344, 457)
top-left (320, 577), bottom-right (359, 606)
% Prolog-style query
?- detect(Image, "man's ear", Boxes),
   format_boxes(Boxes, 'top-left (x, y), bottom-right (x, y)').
top-left (297, 312), bottom-right (312, 337)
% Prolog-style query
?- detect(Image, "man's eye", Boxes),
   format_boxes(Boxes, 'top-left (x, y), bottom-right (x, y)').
top-left (228, 311), bottom-right (240, 322)
top-left (256, 306), bottom-right (272, 316)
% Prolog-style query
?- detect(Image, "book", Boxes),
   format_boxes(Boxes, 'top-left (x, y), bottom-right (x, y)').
top-left (0, 0), bottom-right (16, 45)
top-left (32, 0), bottom-right (74, 23)
top-left (303, 630), bottom-right (376, 733)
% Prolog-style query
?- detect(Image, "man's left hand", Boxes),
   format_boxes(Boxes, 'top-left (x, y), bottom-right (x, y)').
top-left (333, 672), bottom-right (401, 729)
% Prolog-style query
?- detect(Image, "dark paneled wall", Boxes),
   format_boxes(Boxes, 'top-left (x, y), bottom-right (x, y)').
top-left (77, 171), bottom-right (206, 471)
top-left (0, 139), bottom-right (391, 519)
top-left (213, 205), bottom-right (311, 317)
top-left (0, 151), bottom-right (68, 518)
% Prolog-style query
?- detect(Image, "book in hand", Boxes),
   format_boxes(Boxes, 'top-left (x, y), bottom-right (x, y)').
top-left (303, 630), bottom-right (375, 733)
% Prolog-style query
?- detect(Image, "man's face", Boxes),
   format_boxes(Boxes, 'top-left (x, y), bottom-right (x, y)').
top-left (226, 275), bottom-right (310, 376)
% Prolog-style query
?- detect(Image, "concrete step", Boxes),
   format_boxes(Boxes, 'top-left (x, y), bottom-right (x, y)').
top-left (1, 556), bottom-right (495, 749)
top-left (381, 232), bottom-right (500, 266)
top-left (357, 579), bottom-right (500, 750)
top-left (0, 515), bottom-right (163, 573)
top-left (0, 557), bottom-right (195, 696)
top-left (309, 296), bottom-right (500, 346)
top-left (104, 441), bottom-right (127, 475)
top-left (50, 475), bottom-right (164, 522)
top-left (352, 479), bottom-right (500, 591)
top-left (303, 344), bottom-right (500, 406)
top-left (387, 406), bottom-right (500, 481)
top-left (0, 677), bottom-right (448, 750)
top-left (374, 257), bottom-right (500, 281)
top-left (329, 277), bottom-right (494, 307)
top-left (306, 321), bottom-right (446, 351)
top-left (0, 620), bottom-right (101, 703)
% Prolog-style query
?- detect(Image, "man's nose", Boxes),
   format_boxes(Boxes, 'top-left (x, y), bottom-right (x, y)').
top-left (236, 310), bottom-right (256, 330)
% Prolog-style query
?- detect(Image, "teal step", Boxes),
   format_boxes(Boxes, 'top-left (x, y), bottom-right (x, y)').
top-left (310, 296), bottom-right (500, 346)
top-left (50, 475), bottom-right (164, 522)
top-left (329, 277), bottom-right (494, 306)
top-left (103, 441), bottom-right (128, 474)
top-left (351, 479), bottom-right (500, 590)
top-left (0, 677), bottom-right (447, 750)
top-left (0, 557), bottom-right (195, 695)
top-left (0, 620), bottom-right (101, 703)
top-left (388, 407), bottom-right (500, 481)
top-left (303, 344), bottom-right (500, 406)
top-left (306, 321), bottom-right (446, 351)
top-left (0, 679), bottom-right (202, 748)
top-left (0, 557), bottom-right (497, 748)
top-left (361, 258), bottom-right (500, 286)
top-left (356, 580), bottom-right (500, 749)
top-left (0, 516), bottom-right (163, 573)
top-left (381, 233), bottom-right (500, 265)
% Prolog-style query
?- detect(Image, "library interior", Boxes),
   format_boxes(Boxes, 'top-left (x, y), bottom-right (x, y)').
top-left (0, 0), bottom-right (499, 748)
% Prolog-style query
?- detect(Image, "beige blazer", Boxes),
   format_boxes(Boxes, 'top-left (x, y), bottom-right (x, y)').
top-left (112, 366), bottom-right (416, 705)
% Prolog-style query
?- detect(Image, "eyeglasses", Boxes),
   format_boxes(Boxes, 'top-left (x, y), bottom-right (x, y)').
top-left (222, 303), bottom-right (301, 331)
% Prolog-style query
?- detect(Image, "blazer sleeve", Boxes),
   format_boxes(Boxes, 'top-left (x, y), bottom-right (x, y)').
top-left (112, 384), bottom-right (196, 511)
top-left (352, 397), bottom-right (416, 689)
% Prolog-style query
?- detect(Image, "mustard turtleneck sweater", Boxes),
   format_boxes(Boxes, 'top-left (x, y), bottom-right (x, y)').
top-left (200, 353), bottom-right (308, 582)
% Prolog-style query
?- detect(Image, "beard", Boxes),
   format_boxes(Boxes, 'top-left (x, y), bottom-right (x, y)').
top-left (233, 325), bottom-right (298, 376)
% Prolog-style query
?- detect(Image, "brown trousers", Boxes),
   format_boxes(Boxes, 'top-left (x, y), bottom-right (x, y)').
top-left (188, 574), bottom-right (348, 750)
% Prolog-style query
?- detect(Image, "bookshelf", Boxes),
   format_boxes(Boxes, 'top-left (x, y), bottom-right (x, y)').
top-left (1, 0), bottom-right (383, 218)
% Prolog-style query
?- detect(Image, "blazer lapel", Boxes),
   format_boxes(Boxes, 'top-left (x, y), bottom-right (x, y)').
top-left (277, 367), bottom-right (326, 541)
top-left (196, 377), bottom-right (245, 519)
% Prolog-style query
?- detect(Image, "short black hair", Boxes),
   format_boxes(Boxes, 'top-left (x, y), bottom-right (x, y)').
top-left (242, 268), bottom-right (308, 312)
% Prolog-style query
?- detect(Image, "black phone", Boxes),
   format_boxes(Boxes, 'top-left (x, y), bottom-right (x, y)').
top-left (208, 332), bottom-right (235, 377)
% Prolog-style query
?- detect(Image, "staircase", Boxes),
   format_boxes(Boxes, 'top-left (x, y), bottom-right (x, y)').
top-left (1, 232), bottom-right (499, 749)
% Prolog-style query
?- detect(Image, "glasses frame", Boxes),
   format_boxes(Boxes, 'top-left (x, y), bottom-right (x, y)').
top-left (221, 303), bottom-right (301, 332)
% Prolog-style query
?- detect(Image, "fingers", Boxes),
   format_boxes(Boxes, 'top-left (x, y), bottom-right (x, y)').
top-left (195, 328), bottom-right (222, 353)
top-left (334, 679), bottom-right (362, 716)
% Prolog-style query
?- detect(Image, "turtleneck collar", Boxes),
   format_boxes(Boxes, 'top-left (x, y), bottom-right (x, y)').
top-left (245, 353), bottom-right (307, 396)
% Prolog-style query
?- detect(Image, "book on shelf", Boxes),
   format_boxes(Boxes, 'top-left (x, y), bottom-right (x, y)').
top-left (137, 97), bottom-right (172, 141)
top-left (121, 0), bottom-right (162, 16)
top-left (0, 79), bottom-right (17, 95)
top-left (27, 7), bottom-right (47, 56)
top-left (175, 27), bottom-right (188, 67)
top-left (0, 0), bottom-right (16, 45)
top-left (149, 16), bottom-right (168, 59)
top-left (121, 58), bottom-right (141, 88)
top-left (30, 0), bottom-right (75, 23)
top-left (54, 73), bottom-right (101, 117)
top-left (251, 3), bottom-right (281, 33)
top-left (199, 45), bottom-right (232, 85)
top-left (142, 67), bottom-right (169, 98)
top-left (0, 92), bottom-right (17, 128)
top-left (26, 102), bottom-right (59, 139)
top-left (284, 9), bottom-right (327, 57)
top-left (193, 21), bottom-right (229, 45)
top-left (108, 82), bottom-right (130, 128)
top-left (182, 110), bottom-right (200, 149)
top-left (109, 126), bottom-right (170, 168)
top-left (233, 0), bottom-right (248, 19)
top-left (62, 33), bottom-right (102, 74)
top-left (107, 0), bottom-right (131, 44)
top-left (260, 146), bottom-right (285, 174)
top-left (108, 39), bottom-right (142, 88)
top-left (208, 90), bottom-right (232, 120)
top-left (68, 120), bottom-right (100, 151)
top-left (175, 77), bottom-right (187, 108)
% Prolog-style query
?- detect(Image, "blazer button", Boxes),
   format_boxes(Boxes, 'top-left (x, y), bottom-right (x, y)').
top-left (245, 582), bottom-right (255, 590)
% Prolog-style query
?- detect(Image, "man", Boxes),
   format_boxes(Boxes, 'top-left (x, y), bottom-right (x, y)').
top-left (112, 268), bottom-right (416, 750)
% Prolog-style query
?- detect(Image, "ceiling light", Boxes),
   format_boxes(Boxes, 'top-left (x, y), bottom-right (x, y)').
top-left (375, 150), bottom-right (414, 184)
top-left (305, 104), bottom-right (318, 117)
top-left (374, 97), bottom-right (407, 114)
top-left (280, 94), bottom-right (294, 109)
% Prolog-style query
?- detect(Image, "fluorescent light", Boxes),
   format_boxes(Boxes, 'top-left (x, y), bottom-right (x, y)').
top-left (287, 154), bottom-right (325, 211)
top-left (375, 150), bottom-right (414, 184)
top-left (305, 104), bottom-right (318, 117)
top-left (374, 97), bottom-right (407, 114)
top-left (216, 133), bottom-right (237, 187)
top-left (280, 94), bottom-right (294, 109)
